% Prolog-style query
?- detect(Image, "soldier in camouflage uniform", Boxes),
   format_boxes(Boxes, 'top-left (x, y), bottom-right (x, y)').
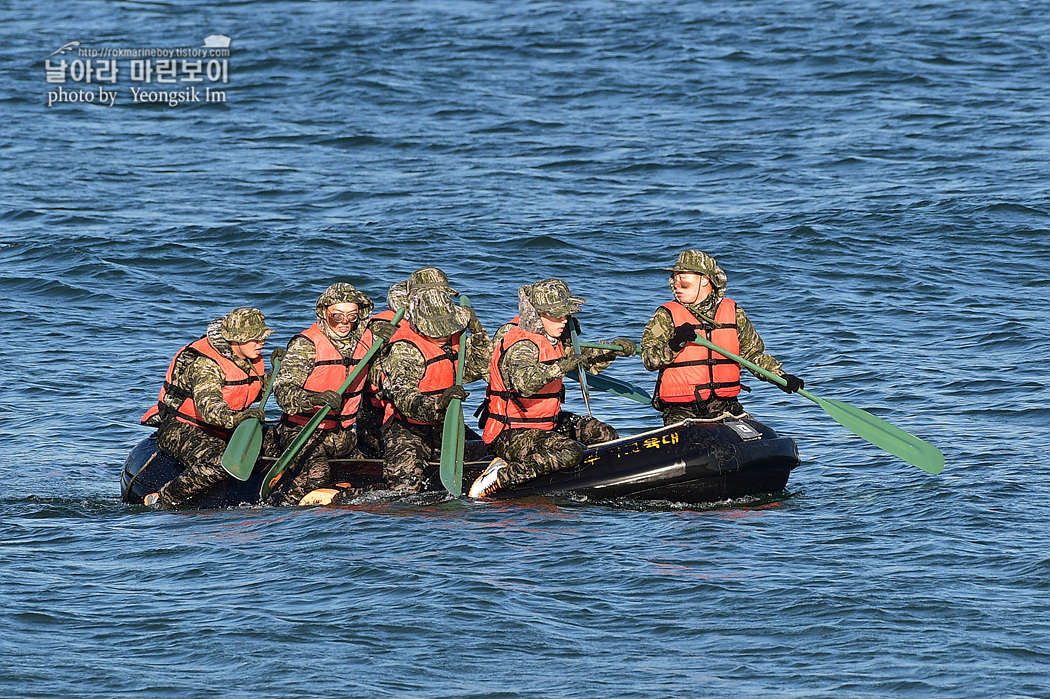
top-left (141, 307), bottom-right (275, 509)
top-left (468, 279), bottom-right (637, 498)
top-left (641, 250), bottom-right (805, 425)
top-left (375, 267), bottom-right (492, 493)
top-left (356, 280), bottom-right (410, 458)
top-left (268, 283), bottom-right (396, 505)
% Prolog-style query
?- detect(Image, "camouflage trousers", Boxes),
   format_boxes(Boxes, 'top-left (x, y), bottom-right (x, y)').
top-left (491, 411), bottom-right (618, 490)
top-left (381, 418), bottom-right (441, 493)
top-left (660, 398), bottom-right (745, 426)
top-left (154, 419), bottom-right (275, 508)
top-left (268, 420), bottom-right (358, 506)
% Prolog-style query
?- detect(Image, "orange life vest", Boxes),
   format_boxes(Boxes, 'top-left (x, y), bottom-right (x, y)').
top-left (655, 299), bottom-right (741, 404)
top-left (382, 324), bottom-right (460, 426)
top-left (481, 325), bottom-right (565, 444)
top-left (141, 337), bottom-right (264, 439)
top-left (283, 323), bottom-right (370, 430)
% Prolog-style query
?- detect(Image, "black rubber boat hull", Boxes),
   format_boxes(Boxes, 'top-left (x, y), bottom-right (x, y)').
top-left (121, 417), bottom-right (800, 508)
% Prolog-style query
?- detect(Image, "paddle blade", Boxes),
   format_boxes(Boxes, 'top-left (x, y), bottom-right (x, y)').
top-left (566, 369), bottom-right (652, 405)
top-left (439, 398), bottom-right (465, 496)
top-left (805, 391), bottom-right (945, 475)
top-left (221, 419), bottom-right (262, 481)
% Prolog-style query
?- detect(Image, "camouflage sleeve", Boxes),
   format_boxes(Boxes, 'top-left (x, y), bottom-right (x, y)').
top-left (186, 356), bottom-right (239, 428)
top-left (467, 308), bottom-right (489, 340)
top-left (736, 307), bottom-right (785, 378)
top-left (382, 341), bottom-right (443, 424)
top-left (578, 336), bottom-right (631, 375)
top-left (492, 322), bottom-right (513, 346)
top-left (640, 307), bottom-right (677, 372)
top-left (499, 340), bottom-right (564, 397)
top-left (273, 335), bottom-right (318, 415)
top-left (463, 328), bottom-right (493, 384)
top-left (367, 353), bottom-right (384, 389)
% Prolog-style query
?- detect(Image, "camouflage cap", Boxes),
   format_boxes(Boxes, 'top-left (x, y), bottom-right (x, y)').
top-left (527, 278), bottom-right (585, 318)
top-left (407, 267), bottom-right (458, 297)
top-left (220, 307), bottom-right (274, 343)
top-left (387, 280), bottom-right (410, 312)
top-left (408, 287), bottom-right (471, 338)
top-left (664, 250), bottom-right (728, 290)
top-left (314, 282), bottom-right (375, 320)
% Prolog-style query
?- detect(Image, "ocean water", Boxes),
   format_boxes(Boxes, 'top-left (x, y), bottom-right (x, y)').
top-left (2, 1), bottom-right (1049, 696)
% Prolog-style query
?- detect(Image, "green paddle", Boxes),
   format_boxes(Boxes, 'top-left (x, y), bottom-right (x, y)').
top-left (221, 355), bottom-right (281, 481)
top-left (565, 369), bottom-right (652, 405)
top-left (578, 341), bottom-right (624, 351)
top-left (690, 333), bottom-right (945, 475)
top-left (568, 318), bottom-right (592, 416)
top-left (439, 295), bottom-right (471, 496)
top-left (260, 307), bottom-right (406, 499)
top-left (568, 341), bottom-right (652, 404)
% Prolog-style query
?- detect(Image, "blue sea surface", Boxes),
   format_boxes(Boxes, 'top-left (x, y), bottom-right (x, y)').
top-left (2, 1), bottom-right (1049, 697)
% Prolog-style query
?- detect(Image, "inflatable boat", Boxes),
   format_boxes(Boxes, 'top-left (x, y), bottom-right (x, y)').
top-left (121, 417), bottom-right (800, 508)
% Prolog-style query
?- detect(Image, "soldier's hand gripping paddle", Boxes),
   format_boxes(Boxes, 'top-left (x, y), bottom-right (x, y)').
top-left (690, 333), bottom-right (945, 475)
top-left (569, 341), bottom-right (652, 405)
top-left (259, 307), bottom-right (407, 499)
top-left (439, 295), bottom-right (471, 497)
top-left (221, 355), bottom-right (281, 481)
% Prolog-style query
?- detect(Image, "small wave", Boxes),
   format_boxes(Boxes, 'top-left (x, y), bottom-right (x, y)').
top-left (979, 202), bottom-right (1049, 217)
top-left (0, 209), bottom-right (44, 221)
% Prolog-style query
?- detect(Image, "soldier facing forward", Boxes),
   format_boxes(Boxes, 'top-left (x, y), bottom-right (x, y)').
top-left (641, 250), bottom-right (804, 425)
top-left (269, 283), bottom-right (395, 505)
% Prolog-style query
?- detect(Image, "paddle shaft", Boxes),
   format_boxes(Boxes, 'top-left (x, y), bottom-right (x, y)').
top-left (255, 357), bottom-right (280, 409)
top-left (569, 340), bottom-right (650, 404)
top-left (569, 320), bottom-right (592, 416)
top-left (577, 341), bottom-right (624, 351)
top-left (261, 307), bottom-right (406, 497)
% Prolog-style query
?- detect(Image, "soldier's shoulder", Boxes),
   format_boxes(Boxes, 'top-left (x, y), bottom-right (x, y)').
top-left (386, 340), bottom-right (426, 362)
top-left (286, 334), bottom-right (316, 351)
top-left (185, 353), bottom-right (224, 382)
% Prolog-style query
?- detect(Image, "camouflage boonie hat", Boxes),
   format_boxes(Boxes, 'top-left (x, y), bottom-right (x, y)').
top-left (387, 280), bottom-right (410, 312)
top-left (407, 267), bottom-right (458, 297)
top-left (527, 278), bottom-right (585, 318)
top-left (220, 307), bottom-right (274, 342)
top-left (314, 282), bottom-right (374, 320)
top-left (664, 250), bottom-right (728, 290)
top-left (408, 287), bottom-right (471, 338)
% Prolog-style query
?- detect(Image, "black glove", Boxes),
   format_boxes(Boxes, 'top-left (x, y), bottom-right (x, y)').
top-left (556, 352), bottom-right (591, 374)
top-left (232, 407), bottom-right (266, 426)
top-left (437, 385), bottom-right (468, 409)
top-left (779, 373), bottom-right (805, 394)
top-left (370, 320), bottom-right (396, 342)
top-left (306, 390), bottom-right (343, 411)
top-left (611, 337), bottom-right (638, 357)
top-left (270, 347), bottom-right (287, 365)
top-left (668, 324), bottom-right (699, 352)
